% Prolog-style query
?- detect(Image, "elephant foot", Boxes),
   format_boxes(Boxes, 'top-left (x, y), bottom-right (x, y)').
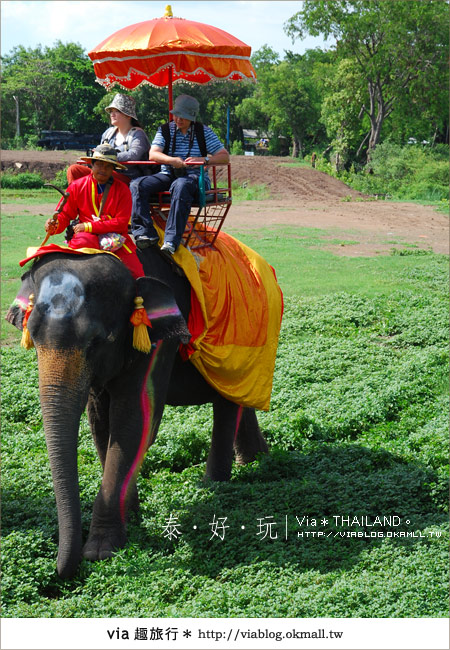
top-left (204, 467), bottom-right (231, 482)
top-left (234, 438), bottom-right (269, 465)
top-left (83, 528), bottom-right (127, 562)
top-left (234, 448), bottom-right (266, 465)
top-left (234, 410), bottom-right (269, 465)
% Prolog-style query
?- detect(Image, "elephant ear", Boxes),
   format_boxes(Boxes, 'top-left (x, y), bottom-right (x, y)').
top-left (5, 271), bottom-right (34, 331)
top-left (136, 276), bottom-right (191, 344)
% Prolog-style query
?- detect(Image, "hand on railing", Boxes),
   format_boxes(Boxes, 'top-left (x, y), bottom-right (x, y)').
top-left (184, 157), bottom-right (206, 167)
top-left (124, 160), bottom-right (229, 167)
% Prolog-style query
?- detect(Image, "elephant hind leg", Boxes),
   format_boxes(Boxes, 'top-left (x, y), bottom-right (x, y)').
top-left (206, 398), bottom-right (240, 481)
top-left (234, 408), bottom-right (268, 466)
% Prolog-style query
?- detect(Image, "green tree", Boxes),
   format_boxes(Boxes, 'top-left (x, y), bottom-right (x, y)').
top-left (187, 80), bottom-right (256, 145)
top-left (47, 42), bottom-right (105, 133)
top-left (251, 44), bottom-right (281, 71)
top-left (236, 46), bottom-right (322, 157)
top-left (1, 42), bottom-right (106, 145)
top-left (2, 46), bottom-right (63, 139)
top-left (263, 60), bottom-right (316, 157)
top-left (320, 58), bottom-right (367, 168)
top-left (286, 0), bottom-right (449, 162)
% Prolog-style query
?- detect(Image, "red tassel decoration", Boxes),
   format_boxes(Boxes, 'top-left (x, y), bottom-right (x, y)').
top-left (130, 296), bottom-right (152, 353)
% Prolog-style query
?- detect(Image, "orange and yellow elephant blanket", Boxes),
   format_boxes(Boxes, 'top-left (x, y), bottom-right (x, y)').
top-left (168, 231), bottom-right (284, 411)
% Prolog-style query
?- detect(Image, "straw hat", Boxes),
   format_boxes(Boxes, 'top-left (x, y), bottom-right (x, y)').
top-left (79, 144), bottom-right (127, 170)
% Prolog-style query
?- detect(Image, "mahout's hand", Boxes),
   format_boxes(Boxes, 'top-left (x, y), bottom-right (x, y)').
top-left (45, 218), bottom-right (59, 234)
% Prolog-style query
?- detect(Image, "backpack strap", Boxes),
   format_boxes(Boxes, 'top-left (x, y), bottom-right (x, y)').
top-left (124, 127), bottom-right (137, 152)
top-left (102, 126), bottom-right (138, 152)
top-left (194, 122), bottom-right (207, 157)
top-left (101, 126), bottom-right (117, 144)
top-left (161, 122), bottom-right (171, 155)
top-left (160, 121), bottom-right (207, 157)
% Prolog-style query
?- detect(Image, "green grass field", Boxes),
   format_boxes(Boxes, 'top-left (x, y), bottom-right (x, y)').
top-left (1, 190), bottom-right (448, 618)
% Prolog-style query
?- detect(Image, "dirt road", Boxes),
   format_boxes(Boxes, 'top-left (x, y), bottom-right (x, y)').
top-left (2, 151), bottom-right (448, 255)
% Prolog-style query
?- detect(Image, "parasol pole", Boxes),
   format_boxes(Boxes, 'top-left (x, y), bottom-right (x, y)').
top-left (165, 5), bottom-right (174, 121)
top-left (168, 65), bottom-right (173, 121)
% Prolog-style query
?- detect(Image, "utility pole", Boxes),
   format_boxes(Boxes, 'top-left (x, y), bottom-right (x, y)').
top-left (12, 95), bottom-right (20, 138)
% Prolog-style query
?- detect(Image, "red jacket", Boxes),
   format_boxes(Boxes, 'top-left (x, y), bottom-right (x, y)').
top-left (55, 173), bottom-right (135, 250)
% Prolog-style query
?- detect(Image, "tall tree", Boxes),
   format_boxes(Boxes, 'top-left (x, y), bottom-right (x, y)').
top-left (320, 58), bottom-right (367, 168)
top-left (1, 42), bottom-right (106, 143)
top-left (2, 46), bottom-right (63, 138)
top-left (261, 60), bottom-right (316, 157)
top-left (285, 0), bottom-right (449, 161)
top-left (236, 46), bottom-right (323, 157)
top-left (47, 41), bottom-right (105, 133)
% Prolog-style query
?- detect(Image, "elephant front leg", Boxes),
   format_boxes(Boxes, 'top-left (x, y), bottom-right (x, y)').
top-left (83, 342), bottom-right (178, 562)
top-left (87, 386), bottom-right (140, 516)
top-left (87, 387), bottom-right (110, 469)
top-left (83, 399), bottom-right (143, 561)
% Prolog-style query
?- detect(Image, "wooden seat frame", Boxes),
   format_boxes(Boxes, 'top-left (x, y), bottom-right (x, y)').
top-left (127, 161), bottom-right (232, 251)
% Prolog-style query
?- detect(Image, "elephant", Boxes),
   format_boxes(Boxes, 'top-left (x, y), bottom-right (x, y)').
top-left (6, 247), bottom-right (269, 579)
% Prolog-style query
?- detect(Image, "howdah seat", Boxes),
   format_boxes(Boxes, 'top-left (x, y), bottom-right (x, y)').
top-left (127, 161), bottom-right (232, 251)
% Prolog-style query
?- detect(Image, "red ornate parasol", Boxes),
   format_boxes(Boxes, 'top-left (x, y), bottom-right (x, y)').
top-left (88, 5), bottom-right (256, 116)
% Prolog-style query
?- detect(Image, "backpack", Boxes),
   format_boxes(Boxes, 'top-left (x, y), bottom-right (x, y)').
top-left (142, 122), bottom-right (207, 177)
top-left (102, 126), bottom-right (139, 151)
top-left (101, 126), bottom-right (155, 176)
top-left (161, 121), bottom-right (207, 158)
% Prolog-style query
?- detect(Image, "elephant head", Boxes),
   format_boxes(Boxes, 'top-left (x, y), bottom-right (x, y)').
top-left (6, 252), bottom-right (190, 578)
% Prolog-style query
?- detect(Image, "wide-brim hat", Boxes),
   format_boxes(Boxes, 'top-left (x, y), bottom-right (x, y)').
top-left (79, 144), bottom-right (127, 170)
top-left (105, 93), bottom-right (138, 121)
top-left (170, 94), bottom-right (199, 122)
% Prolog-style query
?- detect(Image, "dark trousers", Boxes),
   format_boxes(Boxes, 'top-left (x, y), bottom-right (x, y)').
top-left (131, 172), bottom-right (205, 249)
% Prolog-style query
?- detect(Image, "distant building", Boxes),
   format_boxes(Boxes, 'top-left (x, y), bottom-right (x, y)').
top-left (242, 129), bottom-right (270, 155)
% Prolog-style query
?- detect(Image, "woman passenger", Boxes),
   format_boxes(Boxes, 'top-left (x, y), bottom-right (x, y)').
top-left (67, 94), bottom-right (150, 185)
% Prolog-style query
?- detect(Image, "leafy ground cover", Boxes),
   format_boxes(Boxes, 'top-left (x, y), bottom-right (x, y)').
top-left (1, 192), bottom-right (448, 618)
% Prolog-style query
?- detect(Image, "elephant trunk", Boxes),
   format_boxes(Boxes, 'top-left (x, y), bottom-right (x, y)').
top-left (36, 346), bottom-right (90, 579)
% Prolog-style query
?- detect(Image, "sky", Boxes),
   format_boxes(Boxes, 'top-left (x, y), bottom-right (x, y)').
top-left (1, 0), bottom-right (333, 57)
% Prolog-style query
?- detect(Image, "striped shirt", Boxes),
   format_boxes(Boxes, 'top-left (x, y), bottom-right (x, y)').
top-left (152, 122), bottom-right (224, 178)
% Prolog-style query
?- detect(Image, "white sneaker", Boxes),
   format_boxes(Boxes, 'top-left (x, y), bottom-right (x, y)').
top-left (161, 242), bottom-right (176, 254)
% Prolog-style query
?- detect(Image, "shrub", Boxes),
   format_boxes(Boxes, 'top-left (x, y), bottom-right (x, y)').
top-left (50, 167), bottom-right (69, 189)
top-left (1, 172), bottom-right (45, 189)
top-left (230, 141), bottom-right (244, 155)
top-left (1, 135), bottom-right (43, 150)
top-left (320, 142), bottom-right (449, 201)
